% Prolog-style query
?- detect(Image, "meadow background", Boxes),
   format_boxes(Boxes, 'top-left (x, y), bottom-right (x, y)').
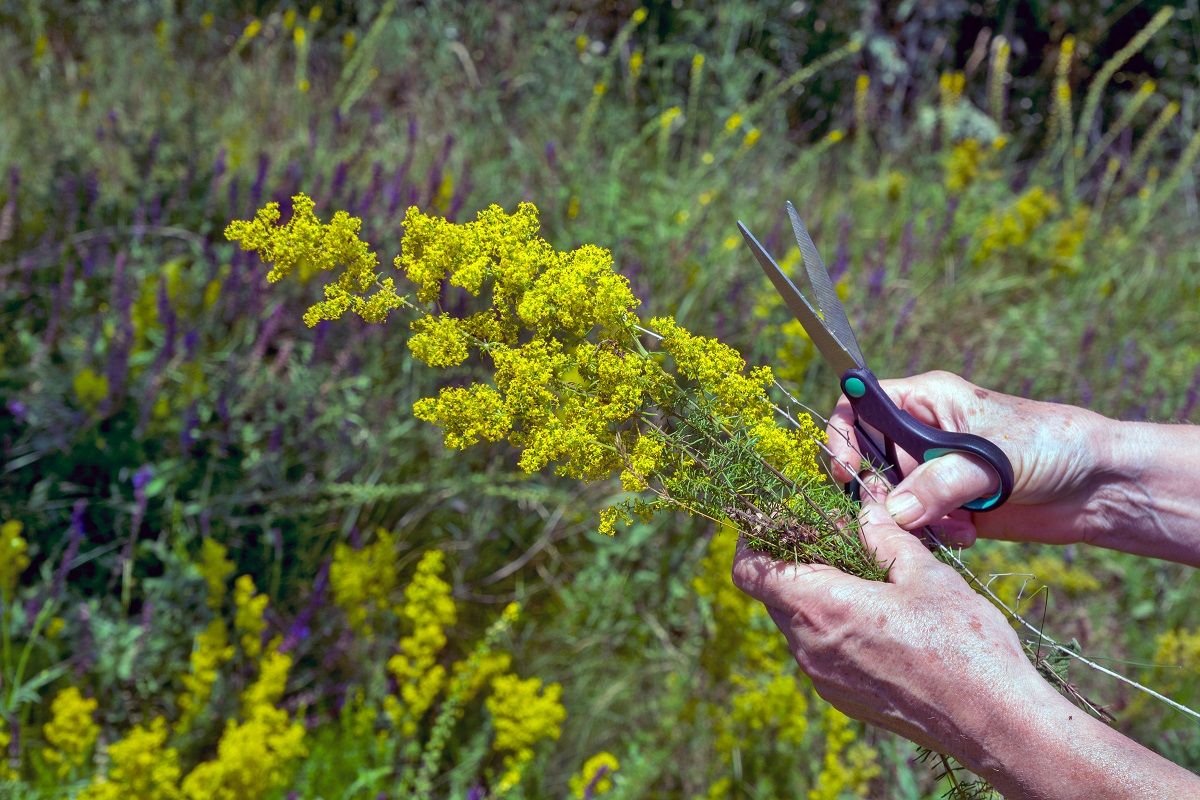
top-left (1, 1), bottom-right (1199, 797)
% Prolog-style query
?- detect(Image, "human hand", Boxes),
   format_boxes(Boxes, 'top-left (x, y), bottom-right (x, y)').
top-left (826, 370), bottom-right (1114, 547)
top-left (732, 501), bottom-right (1050, 765)
top-left (732, 502), bottom-right (1200, 798)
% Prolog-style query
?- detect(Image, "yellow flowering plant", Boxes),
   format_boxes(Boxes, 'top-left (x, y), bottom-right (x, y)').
top-left (226, 196), bottom-right (885, 581)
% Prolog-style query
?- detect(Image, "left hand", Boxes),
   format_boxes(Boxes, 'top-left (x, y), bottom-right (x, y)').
top-left (731, 501), bottom-right (1050, 773)
top-left (732, 501), bottom-right (1200, 798)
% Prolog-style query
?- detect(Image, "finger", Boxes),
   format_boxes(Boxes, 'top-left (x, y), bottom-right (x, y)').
top-left (856, 501), bottom-right (941, 580)
top-left (731, 537), bottom-right (859, 611)
top-left (925, 513), bottom-right (978, 549)
top-left (883, 452), bottom-right (996, 529)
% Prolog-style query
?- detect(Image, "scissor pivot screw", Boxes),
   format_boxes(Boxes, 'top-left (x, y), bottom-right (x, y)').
top-left (844, 376), bottom-right (866, 398)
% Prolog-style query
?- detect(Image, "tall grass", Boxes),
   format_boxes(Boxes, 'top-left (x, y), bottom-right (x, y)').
top-left (1, 1), bottom-right (1198, 797)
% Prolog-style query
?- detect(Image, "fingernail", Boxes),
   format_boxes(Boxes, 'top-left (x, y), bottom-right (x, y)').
top-left (885, 491), bottom-right (925, 526)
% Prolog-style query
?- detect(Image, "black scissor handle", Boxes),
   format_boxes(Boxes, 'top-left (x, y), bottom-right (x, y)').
top-left (840, 367), bottom-right (1014, 511)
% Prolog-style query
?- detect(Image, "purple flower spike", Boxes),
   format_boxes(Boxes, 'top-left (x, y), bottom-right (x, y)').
top-left (251, 154), bottom-right (270, 207)
top-left (133, 464), bottom-right (154, 496)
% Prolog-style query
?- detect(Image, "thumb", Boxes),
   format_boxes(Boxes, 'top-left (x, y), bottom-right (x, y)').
top-left (883, 452), bottom-right (996, 529)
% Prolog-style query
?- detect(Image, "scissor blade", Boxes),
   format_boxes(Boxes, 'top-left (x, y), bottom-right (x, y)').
top-left (738, 221), bottom-right (860, 377)
top-left (785, 201), bottom-right (867, 369)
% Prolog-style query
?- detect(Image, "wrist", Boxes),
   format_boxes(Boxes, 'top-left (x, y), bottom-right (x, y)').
top-left (1084, 419), bottom-right (1200, 564)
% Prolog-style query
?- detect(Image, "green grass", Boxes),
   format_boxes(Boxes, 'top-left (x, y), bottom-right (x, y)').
top-left (1, 1), bottom-right (1198, 797)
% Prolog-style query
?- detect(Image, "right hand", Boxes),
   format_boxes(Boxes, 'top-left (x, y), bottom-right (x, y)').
top-left (826, 370), bottom-right (1116, 547)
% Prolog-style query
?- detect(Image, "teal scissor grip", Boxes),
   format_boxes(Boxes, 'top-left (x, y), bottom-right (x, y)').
top-left (923, 448), bottom-right (1004, 511)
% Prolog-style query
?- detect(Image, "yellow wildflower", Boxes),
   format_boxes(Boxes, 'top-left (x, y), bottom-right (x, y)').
top-left (649, 316), bottom-right (772, 419)
top-left (46, 616), bottom-right (66, 639)
top-left (181, 637), bottom-right (304, 800)
top-left (79, 717), bottom-right (183, 800)
top-left (407, 314), bottom-right (471, 367)
top-left (724, 112), bottom-right (743, 132)
top-left (516, 244), bottom-right (638, 337)
top-left (742, 127), bottom-right (761, 149)
top-left (74, 368), bottom-right (109, 412)
top-left (486, 673), bottom-right (566, 791)
top-left (1049, 207), bottom-right (1090, 276)
top-left (240, 20), bottom-right (262, 41)
top-left (387, 550), bottom-right (457, 736)
top-left (225, 194), bottom-right (394, 325)
top-left (196, 539), bottom-right (235, 609)
top-left (42, 687), bottom-right (100, 777)
top-left (945, 138), bottom-right (984, 193)
top-left (0, 726), bottom-right (14, 782)
top-left (180, 708), bottom-right (305, 800)
top-left (1154, 627), bottom-right (1200, 694)
top-left (413, 385), bottom-right (513, 450)
top-left (233, 575), bottom-right (268, 659)
top-left (974, 186), bottom-right (1059, 263)
top-left (629, 49), bottom-right (644, 79)
top-left (241, 643), bottom-right (292, 713)
top-left (570, 751), bottom-right (620, 798)
top-left (330, 529), bottom-right (400, 636)
top-left (177, 618), bottom-right (235, 732)
top-left (808, 705), bottom-right (880, 800)
top-left (1, 519), bottom-right (30, 595)
top-left (632, 7), bottom-right (648, 24)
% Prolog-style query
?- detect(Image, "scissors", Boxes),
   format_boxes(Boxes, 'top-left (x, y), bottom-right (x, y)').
top-left (737, 202), bottom-right (1013, 512)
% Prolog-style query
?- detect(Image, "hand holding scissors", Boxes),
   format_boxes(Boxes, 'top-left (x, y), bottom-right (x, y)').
top-left (738, 203), bottom-right (1014, 513)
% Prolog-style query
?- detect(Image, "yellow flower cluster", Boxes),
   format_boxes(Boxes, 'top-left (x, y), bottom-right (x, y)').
top-left (973, 547), bottom-right (1100, 611)
top-left (973, 186), bottom-right (1060, 263)
top-left (693, 532), bottom-right (787, 679)
top-left (387, 550), bottom-right (457, 736)
top-left (693, 533), bottom-right (878, 797)
top-left (79, 717), bottom-right (183, 800)
top-left (0, 727), bottom-right (14, 782)
top-left (570, 751), bottom-right (620, 798)
top-left (1153, 627), bottom-right (1200, 695)
top-left (233, 575), bottom-right (269, 659)
top-left (330, 528), bottom-right (400, 636)
top-left (180, 571), bottom-right (304, 800)
top-left (42, 687), bottom-right (100, 777)
top-left (74, 367), bottom-right (109, 412)
top-left (1, 519), bottom-right (30, 595)
top-left (486, 673), bottom-right (566, 792)
top-left (225, 194), bottom-right (375, 288)
top-left (408, 314), bottom-right (471, 368)
top-left (197, 539), bottom-right (235, 609)
top-left (225, 194), bottom-right (403, 326)
top-left (176, 619), bottom-right (235, 732)
top-left (945, 138), bottom-right (983, 193)
top-left (807, 705), bottom-right (881, 800)
top-left (651, 316), bottom-right (823, 482)
top-left (1049, 207), bottom-right (1090, 276)
top-left (244, 196), bottom-right (843, 551)
top-left (413, 385), bottom-right (512, 450)
top-left (180, 646), bottom-right (306, 800)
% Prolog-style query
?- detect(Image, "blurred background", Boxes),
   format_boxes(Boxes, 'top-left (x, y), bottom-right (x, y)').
top-left (1, 1), bottom-right (1198, 797)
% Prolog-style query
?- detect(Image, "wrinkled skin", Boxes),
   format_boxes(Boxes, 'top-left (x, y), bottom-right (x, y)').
top-left (732, 371), bottom-right (1200, 797)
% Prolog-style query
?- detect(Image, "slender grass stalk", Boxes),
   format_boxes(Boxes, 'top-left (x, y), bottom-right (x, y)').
top-left (1118, 100), bottom-right (1180, 195)
top-left (987, 36), bottom-right (1010, 126)
top-left (1080, 79), bottom-right (1156, 175)
top-left (1074, 7), bottom-right (1176, 155)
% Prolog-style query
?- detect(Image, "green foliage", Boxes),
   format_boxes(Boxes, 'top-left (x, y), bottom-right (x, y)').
top-left (1, 1), bottom-right (1198, 798)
